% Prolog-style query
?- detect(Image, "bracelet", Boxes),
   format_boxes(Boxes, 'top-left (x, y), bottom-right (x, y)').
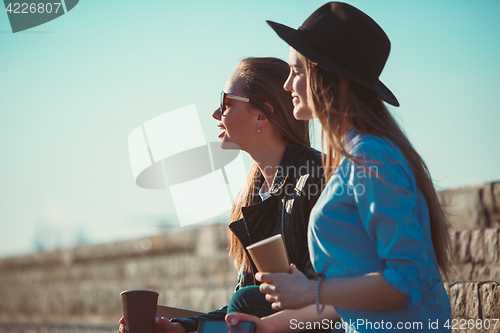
top-left (315, 272), bottom-right (325, 315)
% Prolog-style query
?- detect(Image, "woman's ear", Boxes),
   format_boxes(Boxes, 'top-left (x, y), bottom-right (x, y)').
top-left (256, 112), bottom-right (269, 129)
top-left (255, 103), bottom-right (273, 130)
top-left (264, 102), bottom-right (274, 114)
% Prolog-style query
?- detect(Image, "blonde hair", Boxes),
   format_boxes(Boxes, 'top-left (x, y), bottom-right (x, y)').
top-left (228, 57), bottom-right (310, 271)
top-left (303, 55), bottom-right (451, 278)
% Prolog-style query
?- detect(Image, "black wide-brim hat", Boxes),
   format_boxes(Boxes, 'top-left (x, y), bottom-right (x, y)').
top-left (267, 2), bottom-right (399, 107)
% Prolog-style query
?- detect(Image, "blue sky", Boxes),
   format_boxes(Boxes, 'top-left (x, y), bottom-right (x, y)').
top-left (1, 0), bottom-right (499, 257)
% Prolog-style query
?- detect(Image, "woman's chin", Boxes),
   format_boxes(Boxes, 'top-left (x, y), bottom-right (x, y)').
top-left (219, 136), bottom-right (241, 150)
top-left (220, 141), bottom-right (241, 150)
top-left (293, 107), bottom-right (315, 121)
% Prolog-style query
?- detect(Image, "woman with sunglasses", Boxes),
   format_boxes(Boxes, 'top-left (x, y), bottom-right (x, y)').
top-left (119, 56), bottom-right (333, 333)
top-left (226, 3), bottom-right (452, 333)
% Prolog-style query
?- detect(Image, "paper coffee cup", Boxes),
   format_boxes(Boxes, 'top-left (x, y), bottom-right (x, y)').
top-left (121, 289), bottom-right (159, 333)
top-left (246, 234), bottom-right (289, 273)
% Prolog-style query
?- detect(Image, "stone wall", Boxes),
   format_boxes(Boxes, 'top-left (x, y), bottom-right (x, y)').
top-left (441, 181), bottom-right (500, 283)
top-left (1, 182), bottom-right (499, 333)
top-left (449, 229), bottom-right (500, 282)
top-left (439, 181), bottom-right (500, 231)
top-left (446, 281), bottom-right (500, 333)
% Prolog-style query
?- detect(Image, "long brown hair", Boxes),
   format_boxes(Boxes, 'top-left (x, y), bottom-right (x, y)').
top-left (303, 55), bottom-right (451, 278)
top-left (228, 57), bottom-right (310, 271)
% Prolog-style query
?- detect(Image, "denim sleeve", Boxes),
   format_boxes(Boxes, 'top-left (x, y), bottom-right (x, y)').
top-left (349, 141), bottom-right (434, 307)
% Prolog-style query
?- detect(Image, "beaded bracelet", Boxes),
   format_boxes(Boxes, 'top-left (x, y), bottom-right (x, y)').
top-left (315, 272), bottom-right (326, 315)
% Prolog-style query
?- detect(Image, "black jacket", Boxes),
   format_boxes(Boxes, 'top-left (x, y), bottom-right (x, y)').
top-left (172, 146), bottom-right (325, 332)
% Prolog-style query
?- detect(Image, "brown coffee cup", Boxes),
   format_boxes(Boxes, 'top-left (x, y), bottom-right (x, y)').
top-left (246, 234), bottom-right (289, 273)
top-left (121, 289), bottom-right (159, 333)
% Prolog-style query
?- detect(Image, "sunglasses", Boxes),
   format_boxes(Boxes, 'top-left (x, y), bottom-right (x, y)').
top-left (220, 91), bottom-right (250, 116)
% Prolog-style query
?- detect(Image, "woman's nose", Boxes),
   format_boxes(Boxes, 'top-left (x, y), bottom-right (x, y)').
top-left (283, 75), bottom-right (292, 92)
top-left (212, 108), bottom-right (222, 120)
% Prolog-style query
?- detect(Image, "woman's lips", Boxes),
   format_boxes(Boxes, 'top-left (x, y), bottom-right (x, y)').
top-left (218, 123), bottom-right (226, 138)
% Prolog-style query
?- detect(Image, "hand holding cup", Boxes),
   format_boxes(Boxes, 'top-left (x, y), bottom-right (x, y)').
top-left (246, 234), bottom-right (290, 274)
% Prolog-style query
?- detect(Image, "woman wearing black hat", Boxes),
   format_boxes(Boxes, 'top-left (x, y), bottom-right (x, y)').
top-left (227, 2), bottom-right (452, 333)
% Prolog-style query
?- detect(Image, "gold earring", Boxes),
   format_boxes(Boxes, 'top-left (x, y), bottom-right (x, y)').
top-left (258, 128), bottom-right (262, 133)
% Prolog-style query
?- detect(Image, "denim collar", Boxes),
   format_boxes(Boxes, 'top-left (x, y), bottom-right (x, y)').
top-left (344, 127), bottom-right (361, 152)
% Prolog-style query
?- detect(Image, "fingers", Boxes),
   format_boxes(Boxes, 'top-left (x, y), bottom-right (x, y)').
top-left (154, 317), bottom-right (171, 327)
top-left (264, 293), bottom-right (276, 303)
top-left (119, 317), bottom-right (126, 333)
top-left (256, 269), bottom-right (296, 283)
top-left (255, 272), bottom-right (277, 283)
top-left (225, 312), bottom-right (242, 326)
top-left (289, 263), bottom-right (300, 274)
top-left (226, 312), bottom-right (260, 327)
top-left (259, 282), bottom-right (275, 294)
top-left (271, 301), bottom-right (282, 311)
top-left (259, 277), bottom-right (278, 304)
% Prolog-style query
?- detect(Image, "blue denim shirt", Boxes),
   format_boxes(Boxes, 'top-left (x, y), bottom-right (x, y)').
top-left (308, 128), bottom-right (451, 333)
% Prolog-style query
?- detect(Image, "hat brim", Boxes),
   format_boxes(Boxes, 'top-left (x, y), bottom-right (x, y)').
top-left (266, 20), bottom-right (399, 107)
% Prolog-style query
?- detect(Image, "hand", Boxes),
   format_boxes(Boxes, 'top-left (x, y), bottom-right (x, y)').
top-left (256, 263), bottom-right (315, 310)
top-left (226, 313), bottom-right (275, 333)
top-left (119, 316), bottom-right (188, 333)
